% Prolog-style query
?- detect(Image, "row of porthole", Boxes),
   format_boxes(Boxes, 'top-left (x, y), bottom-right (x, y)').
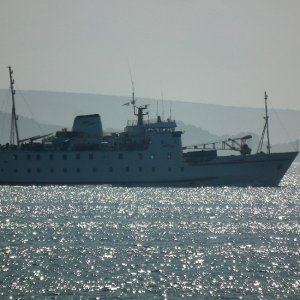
top-left (13, 153), bottom-right (95, 161)
top-left (11, 166), bottom-right (185, 173)
top-left (11, 152), bottom-right (172, 161)
top-left (22, 167), bottom-right (97, 173)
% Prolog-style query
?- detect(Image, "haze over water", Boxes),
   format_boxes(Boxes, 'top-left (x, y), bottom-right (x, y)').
top-left (1, 163), bottom-right (299, 299)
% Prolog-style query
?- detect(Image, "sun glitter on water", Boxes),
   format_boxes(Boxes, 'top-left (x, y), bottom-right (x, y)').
top-left (0, 163), bottom-right (299, 298)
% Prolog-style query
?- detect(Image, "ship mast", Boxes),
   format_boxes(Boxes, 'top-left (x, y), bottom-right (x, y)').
top-left (8, 66), bottom-right (20, 146)
top-left (257, 91), bottom-right (271, 154)
top-left (129, 78), bottom-right (149, 126)
top-left (131, 79), bottom-right (136, 106)
top-left (265, 91), bottom-right (271, 154)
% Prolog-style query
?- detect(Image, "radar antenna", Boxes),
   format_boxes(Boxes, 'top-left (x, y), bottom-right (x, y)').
top-left (134, 105), bottom-right (149, 126)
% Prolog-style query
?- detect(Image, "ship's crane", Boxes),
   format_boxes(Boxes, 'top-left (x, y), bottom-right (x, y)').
top-left (182, 135), bottom-right (252, 155)
top-left (19, 133), bottom-right (54, 144)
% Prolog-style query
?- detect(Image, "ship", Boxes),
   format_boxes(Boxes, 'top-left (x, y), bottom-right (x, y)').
top-left (0, 67), bottom-right (298, 186)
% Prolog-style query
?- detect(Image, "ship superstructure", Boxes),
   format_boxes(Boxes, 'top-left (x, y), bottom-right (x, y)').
top-left (0, 68), bottom-right (298, 186)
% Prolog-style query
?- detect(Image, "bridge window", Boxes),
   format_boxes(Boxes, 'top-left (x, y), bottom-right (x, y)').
top-left (76, 153), bottom-right (80, 160)
top-left (167, 153), bottom-right (172, 160)
top-left (37, 168), bottom-right (41, 173)
top-left (139, 167), bottom-right (143, 172)
top-left (12, 154), bottom-right (18, 160)
top-left (93, 167), bottom-right (97, 172)
top-left (50, 168), bottom-right (54, 173)
top-left (76, 168), bottom-right (80, 173)
top-left (36, 154), bottom-right (41, 160)
top-left (109, 167), bottom-right (114, 172)
top-left (118, 153), bottom-right (123, 159)
top-left (63, 154), bottom-right (67, 160)
top-left (89, 153), bottom-right (93, 160)
top-left (27, 154), bottom-right (31, 160)
top-left (27, 168), bottom-right (31, 173)
top-left (63, 168), bottom-right (67, 173)
top-left (181, 167), bottom-right (184, 172)
top-left (138, 153), bottom-right (143, 160)
top-left (126, 167), bottom-right (130, 172)
top-left (150, 153), bottom-right (155, 160)
top-left (152, 167), bottom-right (156, 172)
top-left (49, 154), bottom-right (54, 160)
top-left (168, 167), bottom-right (172, 172)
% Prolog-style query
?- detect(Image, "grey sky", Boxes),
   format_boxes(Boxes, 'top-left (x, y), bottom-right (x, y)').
top-left (0, 0), bottom-right (299, 110)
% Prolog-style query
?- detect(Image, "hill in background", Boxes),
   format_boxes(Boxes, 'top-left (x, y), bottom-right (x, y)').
top-left (0, 89), bottom-right (299, 159)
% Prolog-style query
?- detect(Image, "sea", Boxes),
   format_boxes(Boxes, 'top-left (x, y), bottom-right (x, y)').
top-left (1, 163), bottom-right (299, 299)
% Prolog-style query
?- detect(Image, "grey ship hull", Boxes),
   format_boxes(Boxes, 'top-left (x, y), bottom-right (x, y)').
top-left (0, 150), bottom-right (297, 187)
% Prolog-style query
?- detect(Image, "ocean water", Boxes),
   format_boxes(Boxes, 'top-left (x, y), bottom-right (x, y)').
top-left (0, 164), bottom-right (299, 299)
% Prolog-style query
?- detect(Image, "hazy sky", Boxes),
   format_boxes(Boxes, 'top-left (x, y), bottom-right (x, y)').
top-left (0, 0), bottom-right (300, 110)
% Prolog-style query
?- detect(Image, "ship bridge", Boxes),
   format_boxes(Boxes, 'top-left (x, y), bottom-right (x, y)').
top-left (145, 118), bottom-right (176, 133)
top-left (125, 117), bottom-right (176, 134)
top-left (125, 102), bottom-right (177, 134)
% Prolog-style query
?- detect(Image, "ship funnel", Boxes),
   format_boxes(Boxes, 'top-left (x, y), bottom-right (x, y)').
top-left (72, 114), bottom-right (103, 138)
